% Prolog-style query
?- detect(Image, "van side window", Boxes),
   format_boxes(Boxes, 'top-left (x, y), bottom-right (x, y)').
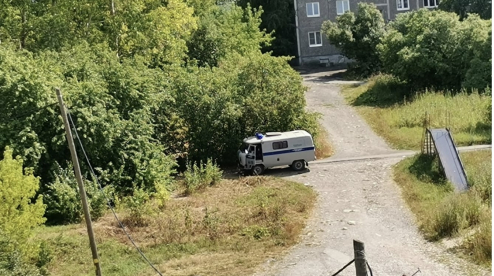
top-left (272, 141), bottom-right (288, 150)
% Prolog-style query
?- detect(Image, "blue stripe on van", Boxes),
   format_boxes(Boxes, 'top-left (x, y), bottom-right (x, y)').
top-left (263, 146), bottom-right (315, 156)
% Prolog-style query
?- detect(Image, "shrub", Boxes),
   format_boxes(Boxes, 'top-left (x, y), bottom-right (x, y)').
top-left (123, 188), bottom-right (152, 227)
top-left (0, 148), bottom-right (46, 261)
top-left (378, 10), bottom-right (491, 92)
top-left (44, 163), bottom-right (110, 224)
top-left (183, 158), bottom-right (223, 195)
top-left (0, 248), bottom-right (43, 276)
top-left (321, 3), bottom-right (385, 76)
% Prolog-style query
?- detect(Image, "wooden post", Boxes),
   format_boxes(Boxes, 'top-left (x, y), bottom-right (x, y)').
top-left (56, 88), bottom-right (102, 276)
top-left (353, 240), bottom-right (368, 276)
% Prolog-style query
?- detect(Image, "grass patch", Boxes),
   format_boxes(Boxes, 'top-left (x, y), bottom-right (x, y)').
top-left (394, 150), bottom-right (491, 266)
top-left (342, 74), bottom-right (491, 149)
top-left (314, 122), bottom-right (334, 159)
top-left (34, 177), bottom-right (317, 276)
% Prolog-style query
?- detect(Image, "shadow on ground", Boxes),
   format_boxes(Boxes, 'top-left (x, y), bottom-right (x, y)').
top-left (350, 77), bottom-right (413, 108)
top-left (222, 166), bottom-right (311, 180)
top-left (408, 154), bottom-right (448, 185)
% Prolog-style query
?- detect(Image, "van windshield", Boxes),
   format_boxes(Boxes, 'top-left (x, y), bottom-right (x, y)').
top-left (239, 142), bottom-right (249, 152)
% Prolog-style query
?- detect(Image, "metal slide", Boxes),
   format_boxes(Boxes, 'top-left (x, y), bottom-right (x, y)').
top-left (428, 129), bottom-right (468, 191)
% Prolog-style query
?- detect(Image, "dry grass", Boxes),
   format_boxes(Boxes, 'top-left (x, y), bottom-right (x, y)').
top-left (314, 123), bottom-right (334, 159)
top-left (34, 176), bottom-right (317, 276)
top-left (342, 74), bottom-right (491, 149)
top-left (393, 151), bottom-right (491, 267)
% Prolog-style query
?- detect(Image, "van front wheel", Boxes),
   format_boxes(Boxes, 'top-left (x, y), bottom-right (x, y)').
top-left (291, 160), bottom-right (306, 171)
top-left (251, 165), bottom-right (265, 176)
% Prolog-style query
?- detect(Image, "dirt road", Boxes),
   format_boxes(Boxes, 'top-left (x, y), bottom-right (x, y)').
top-left (252, 69), bottom-right (489, 276)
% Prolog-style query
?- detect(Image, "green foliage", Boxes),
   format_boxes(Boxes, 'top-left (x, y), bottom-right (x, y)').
top-left (0, 0), bottom-right (317, 229)
top-left (44, 163), bottom-right (110, 224)
top-left (123, 187), bottom-right (152, 227)
top-left (459, 15), bottom-right (492, 91)
top-left (186, 3), bottom-right (271, 67)
top-left (425, 192), bottom-right (483, 240)
top-left (321, 3), bottom-right (385, 76)
top-left (0, 42), bottom-right (177, 200)
top-left (0, 248), bottom-right (43, 276)
top-left (184, 159), bottom-right (222, 195)
top-left (343, 75), bottom-right (492, 150)
top-left (461, 210), bottom-right (492, 265)
top-left (0, 148), bottom-right (46, 261)
top-left (0, 0), bottom-right (197, 65)
top-left (378, 10), bottom-right (491, 91)
top-left (439, 0), bottom-right (491, 20)
top-left (163, 52), bottom-right (317, 164)
top-left (394, 151), bottom-right (491, 265)
top-left (237, 0), bottom-right (297, 57)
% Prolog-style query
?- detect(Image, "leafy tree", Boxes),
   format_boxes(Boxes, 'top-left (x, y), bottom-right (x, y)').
top-left (439, 0), bottom-right (491, 20)
top-left (162, 52), bottom-right (318, 164)
top-left (378, 9), bottom-right (491, 91)
top-left (237, 0), bottom-right (297, 57)
top-left (0, 147), bottom-right (46, 260)
top-left (0, 42), bottom-right (176, 196)
top-left (0, 0), bottom-right (197, 65)
top-left (186, 3), bottom-right (271, 67)
top-left (44, 162), bottom-right (111, 224)
top-left (321, 3), bottom-right (385, 76)
top-left (459, 15), bottom-right (492, 91)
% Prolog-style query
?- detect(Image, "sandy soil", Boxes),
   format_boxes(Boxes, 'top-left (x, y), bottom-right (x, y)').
top-left (251, 69), bottom-right (490, 276)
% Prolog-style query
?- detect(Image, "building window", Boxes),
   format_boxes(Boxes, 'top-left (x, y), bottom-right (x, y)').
top-left (272, 141), bottom-right (288, 150)
top-left (424, 0), bottom-right (439, 7)
top-left (308, 31), bottom-right (322, 47)
top-left (397, 0), bottom-right (409, 10)
top-left (306, 2), bottom-right (320, 17)
top-left (336, 0), bottom-right (350, 15)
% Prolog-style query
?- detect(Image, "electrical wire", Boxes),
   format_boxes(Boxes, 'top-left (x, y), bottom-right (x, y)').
top-left (66, 106), bottom-right (164, 276)
top-left (366, 260), bottom-right (373, 276)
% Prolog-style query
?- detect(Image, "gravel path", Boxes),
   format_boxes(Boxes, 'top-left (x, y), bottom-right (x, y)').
top-left (252, 69), bottom-right (489, 276)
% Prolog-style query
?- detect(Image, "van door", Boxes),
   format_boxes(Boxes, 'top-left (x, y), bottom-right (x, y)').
top-left (246, 145), bottom-right (256, 169)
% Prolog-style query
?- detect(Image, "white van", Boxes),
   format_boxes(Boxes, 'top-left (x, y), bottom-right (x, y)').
top-left (237, 130), bottom-right (316, 175)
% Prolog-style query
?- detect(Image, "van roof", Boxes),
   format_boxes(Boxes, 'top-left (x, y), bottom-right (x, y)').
top-left (243, 130), bottom-right (312, 143)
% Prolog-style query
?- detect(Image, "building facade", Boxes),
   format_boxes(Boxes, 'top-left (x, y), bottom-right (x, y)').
top-left (294, 0), bottom-right (439, 65)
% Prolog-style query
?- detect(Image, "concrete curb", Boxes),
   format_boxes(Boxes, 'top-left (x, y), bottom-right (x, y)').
top-left (310, 145), bottom-right (491, 165)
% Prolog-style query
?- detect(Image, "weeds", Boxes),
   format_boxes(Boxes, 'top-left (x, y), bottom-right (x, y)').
top-left (122, 188), bottom-right (151, 227)
top-left (183, 158), bottom-right (222, 195)
top-left (343, 74), bottom-right (491, 149)
top-left (394, 151), bottom-right (491, 266)
top-left (314, 122), bottom-right (334, 159)
top-left (424, 193), bottom-right (483, 240)
top-left (34, 177), bottom-right (316, 276)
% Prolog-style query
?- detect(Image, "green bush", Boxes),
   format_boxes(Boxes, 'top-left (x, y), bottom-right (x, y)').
top-left (123, 188), bottom-right (151, 227)
top-left (0, 148), bottom-right (46, 261)
top-left (321, 3), bottom-right (385, 76)
top-left (184, 158), bottom-right (223, 195)
top-left (0, 249), bottom-right (43, 276)
top-left (378, 10), bottom-right (491, 92)
top-left (44, 163), bottom-right (110, 224)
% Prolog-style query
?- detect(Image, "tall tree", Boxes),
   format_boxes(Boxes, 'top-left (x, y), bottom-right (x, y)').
top-left (321, 3), bottom-right (386, 76)
top-left (439, 0), bottom-right (491, 20)
top-left (237, 0), bottom-right (297, 57)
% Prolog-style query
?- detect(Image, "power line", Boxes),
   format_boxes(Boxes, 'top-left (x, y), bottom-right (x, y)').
top-left (66, 106), bottom-right (164, 276)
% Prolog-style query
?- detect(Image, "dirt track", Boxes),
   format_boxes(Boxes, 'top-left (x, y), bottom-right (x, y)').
top-left (252, 69), bottom-right (490, 276)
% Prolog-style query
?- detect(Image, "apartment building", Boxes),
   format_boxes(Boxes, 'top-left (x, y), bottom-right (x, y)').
top-left (294, 0), bottom-right (439, 65)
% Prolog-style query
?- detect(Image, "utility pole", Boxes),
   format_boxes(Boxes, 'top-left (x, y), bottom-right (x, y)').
top-left (353, 239), bottom-right (368, 276)
top-left (56, 88), bottom-right (102, 276)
